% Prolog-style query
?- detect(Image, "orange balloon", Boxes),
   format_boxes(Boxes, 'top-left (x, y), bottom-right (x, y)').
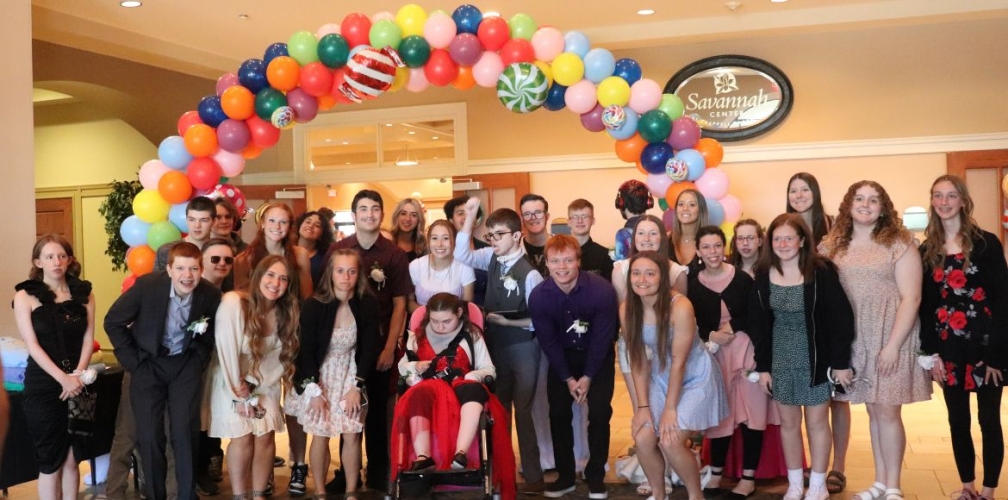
top-left (221, 86), bottom-right (255, 120)
top-left (695, 138), bottom-right (724, 169)
top-left (267, 56), bottom-right (301, 92)
top-left (183, 123), bottom-right (219, 157)
top-left (452, 66), bottom-right (476, 90)
top-left (665, 181), bottom-right (697, 208)
top-left (158, 170), bottom-right (193, 204)
top-left (126, 245), bottom-right (156, 276)
top-left (615, 133), bottom-right (648, 164)
top-left (317, 94), bottom-right (336, 111)
top-left (635, 161), bottom-right (647, 175)
top-left (242, 143), bottom-right (263, 159)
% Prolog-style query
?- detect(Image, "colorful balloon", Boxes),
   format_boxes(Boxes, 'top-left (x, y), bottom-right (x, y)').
top-left (628, 78), bottom-right (662, 114)
top-left (641, 142), bottom-right (674, 174)
top-left (614, 133), bottom-right (647, 163)
top-left (658, 93), bottom-right (685, 120)
top-left (266, 56), bottom-right (301, 91)
top-left (212, 148), bottom-right (246, 177)
top-left (580, 104), bottom-right (605, 132)
top-left (216, 119), bottom-right (250, 153)
top-left (424, 12), bottom-right (457, 48)
top-left (637, 109), bottom-right (672, 143)
top-left (158, 136), bottom-right (193, 170)
top-left (221, 85), bottom-right (255, 120)
top-left (197, 95), bottom-right (227, 128)
top-left (215, 73), bottom-right (239, 96)
top-left (448, 33), bottom-right (482, 66)
top-left (530, 27), bottom-right (564, 63)
top-left (606, 107), bottom-right (639, 141)
top-left (287, 31), bottom-right (320, 65)
top-left (499, 38), bottom-right (535, 66)
top-left (720, 194), bottom-right (742, 223)
top-left (542, 82), bottom-right (567, 111)
top-left (317, 34), bottom-right (350, 68)
top-left (147, 221), bottom-right (182, 252)
top-left (158, 170), bottom-right (193, 204)
top-left (496, 62), bottom-right (548, 113)
top-left (675, 149), bottom-right (707, 181)
top-left (399, 35), bottom-right (431, 68)
top-left (341, 13), bottom-right (372, 48)
top-left (508, 13), bottom-right (537, 40)
top-left (695, 138), bottom-right (724, 169)
top-left (597, 76), bottom-right (631, 107)
top-left (472, 51), bottom-right (505, 88)
top-left (551, 52), bottom-right (585, 87)
top-left (133, 189), bottom-right (171, 223)
top-left (424, 49), bottom-right (459, 86)
top-left (187, 157), bottom-right (223, 191)
top-left (139, 159), bottom-right (171, 190)
top-left (669, 116), bottom-right (702, 150)
top-left (177, 110), bottom-right (203, 136)
top-left (183, 124), bottom-right (218, 158)
top-left (396, 4), bottom-right (428, 38)
top-left (613, 58), bottom-right (642, 86)
top-left (563, 31), bottom-right (591, 58)
top-left (263, 42), bottom-right (289, 66)
top-left (452, 4), bottom-right (483, 35)
top-left (168, 202), bottom-right (188, 232)
top-left (477, 16), bottom-right (510, 51)
top-left (126, 245), bottom-right (156, 276)
top-left (564, 79), bottom-right (598, 114)
top-left (583, 48), bottom-right (616, 83)
top-left (370, 19), bottom-right (403, 50)
top-left (238, 58), bottom-right (268, 94)
top-left (255, 88), bottom-right (287, 121)
top-left (120, 215), bottom-right (151, 247)
top-left (340, 45), bottom-right (402, 101)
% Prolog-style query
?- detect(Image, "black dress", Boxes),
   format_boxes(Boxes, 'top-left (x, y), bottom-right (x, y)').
top-left (16, 276), bottom-right (92, 474)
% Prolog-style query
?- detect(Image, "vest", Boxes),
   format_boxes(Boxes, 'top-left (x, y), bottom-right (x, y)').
top-left (485, 255), bottom-right (536, 349)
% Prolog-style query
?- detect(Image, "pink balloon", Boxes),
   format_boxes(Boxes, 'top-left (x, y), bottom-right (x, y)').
top-left (449, 33), bottom-right (483, 67)
top-left (720, 194), bottom-right (742, 224)
top-left (628, 78), bottom-right (662, 114)
top-left (530, 27), bottom-right (564, 63)
top-left (216, 119), bottom-right (250, 153)
top-left (371, 11), bottom-right (394, 22)
top-left (669, 116), bottom-right (702, 150)
top-left (424, 12), bottom-right (457, 49)
top-left (139, 159), bottom-right (171, 190)
top-left (695, 167), bottom-right (730, 200)
top-left (286, 88), bottom-right (319, 122)
top-left (316, 23), bottom-right (341, 38)
top-left (405, 67), bottom-right (430, 92)
top-left (564, 79), bottom-right (599, 114)
top-left (646, 172), bottom-right (674, 198)
top-left (580, 104), bottom-right (605, 132)
top-left (212, 148), bottom-right (247, 177)
top-left (216, 73), bottom-right (239, 96)
top-left (472, 51), bottom-right (504, 88)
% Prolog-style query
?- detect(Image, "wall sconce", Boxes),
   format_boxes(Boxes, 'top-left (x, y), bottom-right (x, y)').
top-left (326, 184), bottom-right (337, 197)
top-left (903, 206), bottom-right (928, 231)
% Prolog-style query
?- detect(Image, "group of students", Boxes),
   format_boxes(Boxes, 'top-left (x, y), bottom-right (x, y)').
top-left (10, 172), bottom-right (1008, 500)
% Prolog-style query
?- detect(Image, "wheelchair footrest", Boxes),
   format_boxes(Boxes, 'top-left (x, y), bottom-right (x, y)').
top-left (399, 468), bottom-right (486, 487)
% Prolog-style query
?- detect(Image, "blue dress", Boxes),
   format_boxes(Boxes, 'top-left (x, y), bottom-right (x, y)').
top-left (643, 321), bottom-right (728, 431)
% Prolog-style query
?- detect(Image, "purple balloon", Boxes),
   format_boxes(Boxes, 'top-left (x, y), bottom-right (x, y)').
top-left (668, 116), bottom-right (702, 150)
top-left (662, 207), bottom-right (677, 231)
top-left (449, 33), bottom-right (483, 67)
top-left (579, 104), bottom-right (605, 132)
top-left (287, 88), bottom-right (319, 123)
top-left (216, 119), bottom-right (250, 153)
top-left (216, 73), bottom-right (239, 96)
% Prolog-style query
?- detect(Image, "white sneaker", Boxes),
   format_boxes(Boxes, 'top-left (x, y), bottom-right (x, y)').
top-left (805, 484), bottom-right (830, 500)
top-left (784, 484), bottom-right (805, 500)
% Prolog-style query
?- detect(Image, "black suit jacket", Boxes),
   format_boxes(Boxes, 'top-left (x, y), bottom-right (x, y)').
top-left (105, 271), bottom-right (223, 371)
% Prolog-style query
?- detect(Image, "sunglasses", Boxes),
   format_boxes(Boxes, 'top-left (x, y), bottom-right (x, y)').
top-left (209, 256), bottom-right (234, 265)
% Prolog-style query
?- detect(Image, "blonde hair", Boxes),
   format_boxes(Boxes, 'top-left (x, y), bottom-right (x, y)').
top-left (920, 175), bottom-right (984, 270)
top-left (241, 255), bottom-right (300, 386)
top-left (388, 198), bottom-right (427, 256)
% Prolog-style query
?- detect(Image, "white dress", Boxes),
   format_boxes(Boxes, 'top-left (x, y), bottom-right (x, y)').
top-left (208, 292), bottom-right (286, 438)
top-left (285, 323), bottom-right (363, 436)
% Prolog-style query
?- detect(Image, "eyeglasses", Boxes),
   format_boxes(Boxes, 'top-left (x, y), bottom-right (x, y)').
top-left (483, 231), bottom-right (516, 243)
top-left (209, 256), bottom-right (234, 265)
top-left (736, 235), bottom-right (758, 242)
top-left (521, 210), bottom-right (545, 221)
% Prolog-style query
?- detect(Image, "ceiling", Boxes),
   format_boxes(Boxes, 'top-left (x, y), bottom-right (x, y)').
top-left (31, 0), bottom-right (1008, 80)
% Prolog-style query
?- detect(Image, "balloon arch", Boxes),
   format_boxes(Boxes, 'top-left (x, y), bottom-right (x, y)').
top-left (118, 3), bottom-right (742, 282)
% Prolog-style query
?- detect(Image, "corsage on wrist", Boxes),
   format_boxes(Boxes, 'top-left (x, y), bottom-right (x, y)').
top-left (74, 368), bottom-right (98, 385)
top-left (917, 353), bottom-right (939, 370)
top-left (303, 382), bottom-right (322, 399)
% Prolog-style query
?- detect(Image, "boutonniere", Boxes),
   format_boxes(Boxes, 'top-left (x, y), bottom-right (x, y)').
top-left (705, 339), bottom-right (720, 354)
top-left (370, 262), bottom-right (386, 290)
top-left (743, 369), bottom-right (760, 383)
top-left (187, 316), bottom-right (210, 337)
top-left (566, 319), bottom-right (590, 338)
top-left (500, 272), bottom-right (518, 297)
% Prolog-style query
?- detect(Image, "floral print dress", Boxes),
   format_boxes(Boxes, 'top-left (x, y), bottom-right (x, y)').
top-left (930, 253), bottom-right (994, 391)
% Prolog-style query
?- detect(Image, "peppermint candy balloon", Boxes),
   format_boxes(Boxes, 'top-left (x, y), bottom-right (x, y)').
top-left (666, 158), bottom-right (689, 182)
top-left (340, 46), bottom-right (404, 103)
top-left (602, 105), bottom-right (626, 130)
top-left (496, 62), bottom-right (548, 114)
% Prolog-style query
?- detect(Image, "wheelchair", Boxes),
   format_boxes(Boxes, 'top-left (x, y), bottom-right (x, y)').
top-left (386, 305), bottom-right (507, 500)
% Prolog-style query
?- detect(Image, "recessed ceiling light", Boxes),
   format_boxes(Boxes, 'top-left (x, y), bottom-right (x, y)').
top-left (408, 131), bottom-right (416, 135)
top-left (238, 14), bottom-right (249, 20)
top-left (324, 138), bottom-right (332, 143)
top-left (120, 1), bottom-right (142, 7)
top-left (637, 8), bottom-right (655, 15)
top-left (341, 141), bottom-right (349, 145)
top-left (484, 11), bottom-right (501, 17)
top-left (770, 0), bottom-right (787, 3)
top-left (432, 136), bottom-right (439, 140)
top-left (385, 123), bottom-right (392, 127)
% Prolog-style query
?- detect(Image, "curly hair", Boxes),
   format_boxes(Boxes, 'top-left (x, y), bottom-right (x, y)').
top-left (296, 210), bottom-right (335, 251)
top-left (920, 175), bottom-right (984, 270)
top-left (388, 198), bottom-right (427, 257)
top-left (241, 254), bottom-right (300, 387)
top-left (821, 180), bottom-right (911, 259)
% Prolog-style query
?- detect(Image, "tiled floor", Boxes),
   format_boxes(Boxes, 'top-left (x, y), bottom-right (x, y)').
top-left (4, 373), bottom-right (1003, 499)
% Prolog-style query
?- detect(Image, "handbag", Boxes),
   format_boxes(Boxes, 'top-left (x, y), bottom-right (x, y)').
top-left (67, 388), bottom-right (97, 437)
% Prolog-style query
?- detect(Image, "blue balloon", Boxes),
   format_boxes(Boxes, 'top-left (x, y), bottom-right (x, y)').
top-left (168, 203), bottom-right (189, 233)
top-left (675, 149), bottom-right (707, 181)
top-left (641, 143), bottom-right (674, 174)
top-left (238, 58), bottom-right (268, 94)
top-left (263, 42), bottom-right (288, 66)
top-left (606, 108), bottom-right (639, 140)
top-left (452, 4), bottom-right (483, 35)
top-left (706, 197), bottom-right (725, 226)
top-left (614, 58), bottom-right (642, 86)
top-left (583, 48), bottom-right (615, 84)
top-left (120, 215), bottom-right (151, 247)
top-left (563, 31), bottom-right (591, 58)
top-left (197, 95), bottom-right (227, 128)
top-left (158, 136), bottom-right (193, 170)
top-left (543, 83), bottom-right (568, 111)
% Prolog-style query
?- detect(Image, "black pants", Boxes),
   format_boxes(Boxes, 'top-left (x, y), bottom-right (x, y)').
top-left (363, 367), bottom-right (391, 486)
top-left (131, 353), bottom-right (202, 500)
top-left (708, 424), bottom-right (764, 473)
top-left (546, 346), bottom-right (615, 484)
top-left (196, 431), bottom-right (223, 474)
top-left (944, 382), bottom-right (1004, 488)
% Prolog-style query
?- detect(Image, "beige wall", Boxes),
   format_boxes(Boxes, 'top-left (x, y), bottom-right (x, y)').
top-left (35, 119), bottom-right (156, 188)
top-left (1, 4), bottom-right (36, 335)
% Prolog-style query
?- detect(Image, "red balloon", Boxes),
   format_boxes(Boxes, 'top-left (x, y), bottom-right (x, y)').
top-left (187, 157), bottom-right (223, 191)
top-left (329, 69), bottom-right (355, 104)
top-left (246, 115), bottom-right (280, 149)
top-left (121, 273), bottom-right (137, 294)
top-left (177, 110), bottom-right (203, 136)
top-left (477, 16), bottom-right (510, 52)
top-left (341, 13), bottom-right (372, 48)
top-left (299, 62), bottom-right (334, 97)
top-left (424, 49), bottom-right (459, 87)
top-left (499, 38), bottom-right (535, 66)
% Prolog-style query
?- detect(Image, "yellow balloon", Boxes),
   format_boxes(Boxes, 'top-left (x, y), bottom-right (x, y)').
top-left (597, 76), bottom-right (631, 107)
top-left (551, 52), bottom-right (585, 87)
top-left (389, 66), bottom-right (410, 92)
top-left (534, 60), bottom-right (554, 87)
top-left (132, 189), bottom-right (171, 223)
top-left (720, 221), bottom-right (736, 245)
top-left (396, 4), bottom-right (428, 38)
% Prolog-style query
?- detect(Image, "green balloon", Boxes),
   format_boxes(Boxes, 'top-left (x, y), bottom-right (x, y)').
top-left (398, 35), bottom-right (431, 69)
top-left (509, 13), bottom-right (537, 41)
top-left (147, 221), bottom-right (181, 251)
top-left (658, 94), bottom-right (685, 120)
top-left (369, 20), bottom-right (402, 50)
top-left (255, 88), bottom-right (287, 121)
top-left (658, 198), bottom-right (669, 211)
top-left (638, 109), bottom-right (673, 143)
top-left (317, 34), bottom-right (350, 69)
top-left (288, 30), bottom-right (319, 65)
